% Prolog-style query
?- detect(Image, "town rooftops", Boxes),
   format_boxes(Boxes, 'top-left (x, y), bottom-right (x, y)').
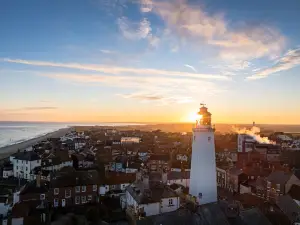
top-left (19, 181), bottom-right (49, 195)
top-left (239, 208), bottom-right (272, 225)
top-left (127, 182), bottom-right (178, 204)
top-left (104, 172), bottom-right (136, 185)
top-left (13, 151), bottom-right (40, 161)
top-left (50, 170), bottom-right (99, 188)
top-left (167, 171), bottom-right (190, 180)
top-left (228, 168), bottom-right (244, 176)
top-left (149, 154), bottom-right (170, 161)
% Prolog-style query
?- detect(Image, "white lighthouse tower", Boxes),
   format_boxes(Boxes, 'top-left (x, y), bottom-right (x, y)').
top-left (189, 104), bottom-right (217, 205)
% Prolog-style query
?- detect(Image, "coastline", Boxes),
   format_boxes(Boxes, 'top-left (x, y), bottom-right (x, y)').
top-left (0, 127), bottom-right (72, 160)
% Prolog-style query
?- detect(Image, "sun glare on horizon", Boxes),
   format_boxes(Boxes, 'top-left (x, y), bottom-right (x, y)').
top-left (182, 111), bottom-right (202, 122)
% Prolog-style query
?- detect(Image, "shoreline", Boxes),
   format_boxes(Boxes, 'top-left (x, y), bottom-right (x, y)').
top-left (0, 128), bottom-right (72, 160)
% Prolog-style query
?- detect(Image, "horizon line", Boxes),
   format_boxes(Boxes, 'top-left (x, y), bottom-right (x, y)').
top-left (1, 120), bottom-right (300, 126)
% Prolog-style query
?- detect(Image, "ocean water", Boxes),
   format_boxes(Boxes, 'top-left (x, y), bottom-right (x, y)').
top-left (0, 122), bottom-right (70, 148)
top-left (0, 121), bottom-right (145, 148)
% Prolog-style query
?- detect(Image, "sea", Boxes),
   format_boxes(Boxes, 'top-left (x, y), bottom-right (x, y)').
top-left (0, 121), bottom-right (144, 148)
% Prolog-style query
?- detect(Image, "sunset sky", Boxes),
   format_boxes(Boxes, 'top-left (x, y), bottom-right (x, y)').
top-left (1, 0), bottom-right (300, 124)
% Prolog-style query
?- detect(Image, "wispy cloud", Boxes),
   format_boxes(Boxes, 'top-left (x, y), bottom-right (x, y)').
top-left (100, 49), bottom-right (117, 54)
top-left (184, 64), bottom-right (197, 73)
top-left (140, 0), bottom-right (153, 13)
top-left (118, 93), bottom-right (194, 105)
top-left (145, 0), bottom-right (285, 61)
top-left (5, 106), bottom-right (58, 112)
top-left (2, 58), bottom-right (229, 80)
top-left (29, 70), bottom-right (223, 105)
top-left (117, 17), bottom-right (151, 40)
top-left (247, 47), bottom-right (300, 80)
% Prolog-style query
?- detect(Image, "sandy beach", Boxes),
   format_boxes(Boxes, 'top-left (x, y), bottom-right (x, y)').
top-left (0, 128), bottom-right (72, 160)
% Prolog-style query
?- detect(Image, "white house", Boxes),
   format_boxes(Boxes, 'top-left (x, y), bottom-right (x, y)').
top-left (176, 154), bottom-right (188, 162)
top-left (125, 176), bottom-right (180, 217)
top-left (121, 137), bottom-right (141, 144)
top-left (12, 151), bottom-right (41, 180)
top-left (167, 171), bottom-right (190, 188)
top-left (2, 163), bottom-right (13, 178)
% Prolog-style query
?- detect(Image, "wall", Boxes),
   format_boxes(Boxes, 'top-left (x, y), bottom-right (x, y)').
top-left (240, 184), bottom-right (251, 194)
top-left (3, 170), bottom-right (13, 178)
top-left (0, 202), bottom-right (9, 217)
top-left (140, 202), bottom-right (160, 216)
top-left (12, 218), bottom-right (23, 225)
top-left (160, 197), bottom-right (179, 214)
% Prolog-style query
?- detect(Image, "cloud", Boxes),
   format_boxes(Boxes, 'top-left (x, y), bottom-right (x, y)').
top-left (30, 70), bottom-right (223, 105)
top-left (140, 0), bottom-right (153, 13)
top-left (2, 58), bottom-right (230, 80)
top-left (147, 0), bottom-right (285, 61)
top-left (117, 17), bottom-right (151, 40)
top-left (5, 107), bottom-right (58, 112)
top-left (118, 93), bottom-right (194, 105)
top-left (247, 47), bottom-right (300, 80)
top-left (184, 64), bottom-right (197, 73)
top-left (100, 49), bottom-right (116, 54)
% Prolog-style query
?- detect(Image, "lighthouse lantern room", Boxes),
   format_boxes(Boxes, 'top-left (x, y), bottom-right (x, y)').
top-left (189, 104), bottom-right (217, 205)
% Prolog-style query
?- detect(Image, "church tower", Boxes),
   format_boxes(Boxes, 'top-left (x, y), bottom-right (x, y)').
top-left (189, 104), bottom-right (217, 205)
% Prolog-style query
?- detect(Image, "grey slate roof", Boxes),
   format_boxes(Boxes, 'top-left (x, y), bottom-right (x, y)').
top-left (276, 195), bottom-right (300, 222)
top-left (14, 151), bottom-right (40, 161)
top-left (228, 168), bottom-right (244, 176)
top-left (127, 183), bottom-right (178, 204)
top-left (168, 171), bottom-right (190, 180)
top-left (267, 171), bottom-right (293, 184)
top-left (136, 203), bottom-right (230, 225)
top-left (239, 208), bottom-right (272, 225)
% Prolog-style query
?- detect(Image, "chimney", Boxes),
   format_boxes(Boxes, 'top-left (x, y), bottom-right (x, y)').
top-left (136, 171), bottom-right (142, 182)
top-left (36, 172), bottom-right (41, 188)
top-left (142, 175), bottom-right (149, 190)
top-left (162, 170), bottom-right (168, 184)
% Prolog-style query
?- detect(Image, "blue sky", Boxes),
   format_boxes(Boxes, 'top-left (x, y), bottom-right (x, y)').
top-left (1, 0), bottom-right (300, 123)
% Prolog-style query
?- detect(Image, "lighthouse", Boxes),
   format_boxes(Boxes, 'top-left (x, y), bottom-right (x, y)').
top-left (189, 104), bottom-right (217, 205)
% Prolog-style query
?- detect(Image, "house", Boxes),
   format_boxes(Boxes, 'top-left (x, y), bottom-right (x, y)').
top-left (99, 172), bottom-right (136, 196)
top-left (125, 175), bottom-right (180, 217)
top-left (2, 163), bottom-right (13, 178)
top-left (11, 151), bottom-right (41, 180)
top-left (287, 184), bottom-right (300, 206)
top-left (167, 171), bottom-right (190, 188)
top-left (175, 154), bottom-right (188, 162)
top-left (121, 137), bottom-right (141, 144)
top-left (30, 168), bottom-right (51, 181)
top-left (227, 168), bottom-right (248, 193)
top-left (48, 170), bottom-right (100, 208)
top-left (147, 154), bottom-right (170, 172)
top-left (216, 166), bottom-right (228, 188)
top-left (266, 170), bottom-right (300, 201)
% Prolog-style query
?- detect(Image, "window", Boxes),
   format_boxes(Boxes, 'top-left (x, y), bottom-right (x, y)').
top-left (81, 196), bottom-right (86, 204)
top-left (75, 186), bottom-right (80, 193)
top-left (193, 136), bottom-right (196, 141)
top-left (54, 199), bottom-right (59, 207)
top-left (37, 160), bottom-right (40, 163)
top-left (26, 167), bottom-right (28, 171)
top-left (168, 199), bottom-right (173, 206)
top-left (54, 188), bottom-right (59, 195)
top-left (65, 189), bottom-right (71, 198)
top-left (16, 166), bottom-right (18, 170)
top-left (111, 185), bottom-right (116, 189)
top-left (276, 184), bottom-right (280, 190)
top-left (93, 185), bottom-right (97, 192)
top-left (267, 181), bottom-right (271, 188)
top-left (88, 195), bottom-right (92, 201)
top-left (82, 186), bottom-right (86, 192)
top-left (208, 137), bottom-right (211, 142)
top-left (75, 196), bottom-right (80, 205)
top-left (40, 194), bottom-right (45, 200)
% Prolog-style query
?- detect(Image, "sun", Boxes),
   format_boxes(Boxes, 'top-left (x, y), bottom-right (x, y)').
top-left (185, 112), bottom-right (202, 122)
